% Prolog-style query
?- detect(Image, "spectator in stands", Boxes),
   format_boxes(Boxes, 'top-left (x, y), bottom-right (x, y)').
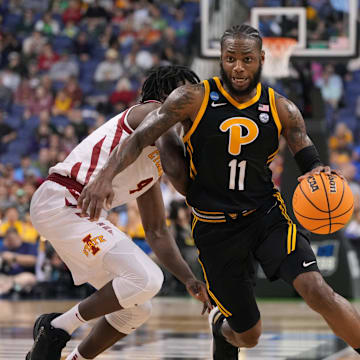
top-left (49, 51), bottom-right (79, 82)
top-left (73, 31), bottom-right (92, 61)
top-left (0, 67), bottom-right (20, 92)
top-left (15, 188), bottom-right (29, 220)
top-left (62, 0), bottom-right (83, 25)
top-left (316, 64), bottom-right (344, 109)
top-left (83, 0), bottom-right (111, 24)
top-left (32, 148), bottom-right (51, 178)
top-left (61, 20), bottom-right (79, 39)
top-left (14, 78), bottom-right (33, 107)
top-left (0, 206), bottom-right (24, 237)
top-left (328, 122), bottom-right (353, 154)
top-left (63, 76), bottom-right (83, 108)
top-left (0, 111), bottom-right (17, 154)
top-left (0, 227), bottom-right (37, 297)
top-left (94, 48), bottom-right (123, 91)
top-left (22, 30), bottom-right (47, 58)
top-left (52, 89), bottom-right (73, 116)
top-left (35, 12), bottom-right (60, 37)
top-left (26, 60), bottom-right (41, 89)
top-left (0, 74), bottom-right (13, 111)
top-left (169, 200), bottom-right (201, 281)
top-left (7, 51), bottom-right (26, 77)
top-left (15, 9), bottom-right (35, 38)
top-left (26, 85), bottom-right (53, 116)
top-left (109, 77), bottom-right (136, 112)
top-left (0, 185), bottom-right (14, 211)
top-left (22, 211), bottom-right (39, 244)
top-left (60, 124), bottom-right (78, 154)
top-left (13, 155), bottom-right (40, 184)
top-left (37, 43), bottom-right (60, 72)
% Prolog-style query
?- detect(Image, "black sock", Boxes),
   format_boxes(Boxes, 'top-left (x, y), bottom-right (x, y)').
top-left (354, 348), bottom-right (360, 354)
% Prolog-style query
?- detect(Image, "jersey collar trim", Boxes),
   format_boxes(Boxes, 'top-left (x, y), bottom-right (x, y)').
top-left (183, 80), bottom-right (210, 143)
top-left (213, 77), bottom-right (261, 110)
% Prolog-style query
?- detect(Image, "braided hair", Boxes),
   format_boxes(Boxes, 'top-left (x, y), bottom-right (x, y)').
top-left (140, 65), bottom-right (200, 103)
top-left (221, 24), bottom-right (262, 50)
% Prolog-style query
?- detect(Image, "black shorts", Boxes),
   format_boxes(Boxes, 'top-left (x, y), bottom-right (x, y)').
top-left (192, 196), bottom-right (319, 333)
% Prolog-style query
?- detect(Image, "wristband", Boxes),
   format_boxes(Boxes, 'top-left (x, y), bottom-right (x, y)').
top-left (294, 145), bottom-right (322, 174)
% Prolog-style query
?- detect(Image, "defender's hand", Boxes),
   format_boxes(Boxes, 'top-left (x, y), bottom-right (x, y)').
top-left (185, 279), bottom-right (213, 315)
top-left (77, 175), bottom-right (114, 221)
top-left (298, 166), bottom-right (344, 182)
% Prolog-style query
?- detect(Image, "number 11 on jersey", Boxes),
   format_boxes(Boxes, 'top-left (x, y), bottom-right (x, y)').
top-left (228, 159), bottom-right (246, 190)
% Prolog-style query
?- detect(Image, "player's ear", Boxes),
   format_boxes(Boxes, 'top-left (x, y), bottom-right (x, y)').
top-left (260, 50), bottom-right (265, 65)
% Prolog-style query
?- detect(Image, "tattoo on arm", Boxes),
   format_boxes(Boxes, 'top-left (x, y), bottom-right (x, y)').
top-left (105, 83), bottom-right (203, 178)
top-left (276, 93), bottom-right (313, 154)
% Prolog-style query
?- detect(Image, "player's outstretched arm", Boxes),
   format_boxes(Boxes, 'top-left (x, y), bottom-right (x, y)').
top-left (275, 93), bottom-right (341, 182)
top-left (78, 84), bottom-right (203, 221)
top-left (136, 181), bottom-right (212, 314)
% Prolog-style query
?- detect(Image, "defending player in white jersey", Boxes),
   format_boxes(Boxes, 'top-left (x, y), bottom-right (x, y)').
top-left (26, 66), bottom-right (211, 360)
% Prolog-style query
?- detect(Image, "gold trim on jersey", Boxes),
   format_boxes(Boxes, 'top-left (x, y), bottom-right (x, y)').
top-left (191, 216), bottom-right (198, 236)
top-left (266, 148), bottom-right (279, 164)
top-left (183, 80), bottom-right (210, 143)
top-left (269, 88), bottom-right (282, 138)
top-left (185, 139), bottom-right (197, 180)
top-left (273, 192), bottom-right (297, 254)
top-left (213, 77), bottom-right (262, 110)
top-left (198, 255), bottom-right (232, 317)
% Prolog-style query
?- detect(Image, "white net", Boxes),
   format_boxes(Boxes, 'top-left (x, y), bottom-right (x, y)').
top-left (262, 37), bottom-right (297, 79)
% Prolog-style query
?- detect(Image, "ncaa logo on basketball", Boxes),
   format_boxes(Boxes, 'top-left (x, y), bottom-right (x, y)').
top-left (259, 113), bottom-right (269, 123)
top-left (306, 176), bottom-right (319, 192)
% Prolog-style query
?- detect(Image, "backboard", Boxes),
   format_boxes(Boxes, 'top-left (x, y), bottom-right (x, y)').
top-left (201, 0), bottom-right (358, 60)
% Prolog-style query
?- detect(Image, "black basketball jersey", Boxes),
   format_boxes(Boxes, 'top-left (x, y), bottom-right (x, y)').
top-left (183, 77), bottom-right (282, 213)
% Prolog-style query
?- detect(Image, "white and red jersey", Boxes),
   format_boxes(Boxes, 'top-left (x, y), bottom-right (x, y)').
top-left (49, 102), bottom-right (163, 209)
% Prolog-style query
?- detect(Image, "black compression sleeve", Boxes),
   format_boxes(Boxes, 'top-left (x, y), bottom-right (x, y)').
top-left (294, 145), bottom-right (323, 174)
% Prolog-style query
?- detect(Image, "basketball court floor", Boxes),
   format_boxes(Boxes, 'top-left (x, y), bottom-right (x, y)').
top-left (1, 297), bottom-right (359, 360)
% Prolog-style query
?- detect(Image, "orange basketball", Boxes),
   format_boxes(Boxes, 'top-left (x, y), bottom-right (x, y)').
top-left (292, 173), bottom-right (354, 234)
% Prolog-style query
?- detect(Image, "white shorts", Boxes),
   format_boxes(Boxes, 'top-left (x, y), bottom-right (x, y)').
top-left (30, 180), bottom-right (153, 287)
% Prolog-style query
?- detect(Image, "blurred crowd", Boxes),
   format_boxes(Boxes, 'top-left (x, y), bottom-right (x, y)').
top-left (1, 0), bottom-right (360, 299)
top-left (0, 0), bottom-right (200, 299)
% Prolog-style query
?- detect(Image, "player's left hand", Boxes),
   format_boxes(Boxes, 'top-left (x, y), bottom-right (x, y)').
top-left (185, 279), bottom-right (213, 315)
top-left (298, 165), bottom-right (344, 182)
top-left (78, 174), bottom-right (114, 221)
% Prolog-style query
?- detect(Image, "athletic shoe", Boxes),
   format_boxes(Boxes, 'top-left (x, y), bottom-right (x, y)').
top-left (26, 313), bottom-right (71, 360)
top-left (209, 306), bottom-right (239, 360)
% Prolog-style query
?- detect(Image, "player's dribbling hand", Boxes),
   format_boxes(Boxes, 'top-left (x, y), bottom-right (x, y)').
top-left (185, 279), bottom-right (213, 315)
top-left (297, 165), bottom-right (344, 183)
top-left (77, 175), bottom-right (114, 221)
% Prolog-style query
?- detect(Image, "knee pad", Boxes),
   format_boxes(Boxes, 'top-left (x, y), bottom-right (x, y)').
top-left (105, 300), bottom-right (152, 334)
top-left (103, 243), bottom-right (164, 308)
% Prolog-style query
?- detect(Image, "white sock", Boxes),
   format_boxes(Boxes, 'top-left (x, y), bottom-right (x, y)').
top-left (65, 347), bottom-right (92, 360)
top-left (51, 304), bottom-right (87, 335)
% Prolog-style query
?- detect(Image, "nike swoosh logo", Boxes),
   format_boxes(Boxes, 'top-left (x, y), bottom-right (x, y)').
top-left (302, 260), bottom-right (317, 268)
top-left (211, 101), bottom-right (227, 107)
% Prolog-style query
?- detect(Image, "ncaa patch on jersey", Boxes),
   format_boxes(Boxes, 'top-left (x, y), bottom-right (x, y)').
top-left (210, 91), bottom-right (219, 101)
top-left (259, 113), bottom-right (270, 123)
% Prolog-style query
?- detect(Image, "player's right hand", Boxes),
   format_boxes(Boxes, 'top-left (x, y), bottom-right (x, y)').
top-left (77, 175), bottom-right (114, 221)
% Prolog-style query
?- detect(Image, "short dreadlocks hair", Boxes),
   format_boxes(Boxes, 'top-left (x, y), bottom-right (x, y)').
top-left (140, 65), bottom-right (200, 103)
top-left (221, 24), bottom-right (262, 51)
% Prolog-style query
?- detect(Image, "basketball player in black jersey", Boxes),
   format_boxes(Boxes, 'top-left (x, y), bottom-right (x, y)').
top-left (79, 25), bottom-right (360, 359)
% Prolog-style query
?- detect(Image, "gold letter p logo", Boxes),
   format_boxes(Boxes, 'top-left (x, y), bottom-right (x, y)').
top-left (220, 117), bottom-right (259, 155)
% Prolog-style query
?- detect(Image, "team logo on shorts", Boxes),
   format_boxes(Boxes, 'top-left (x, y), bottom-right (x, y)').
top-left (210, 91), bottom-right (220, 101)
top-left (82, 234), bottom-right (106, 257)
top-left (259, 113), bottom-right (270, 123)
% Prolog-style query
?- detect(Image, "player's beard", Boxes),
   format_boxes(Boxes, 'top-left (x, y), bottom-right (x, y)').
top-left (220, 62), bottom-right (262, 97)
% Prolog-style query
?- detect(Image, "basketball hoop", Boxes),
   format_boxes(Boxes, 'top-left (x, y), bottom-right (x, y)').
top-left (262, 37), bottom-right (297, 79)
